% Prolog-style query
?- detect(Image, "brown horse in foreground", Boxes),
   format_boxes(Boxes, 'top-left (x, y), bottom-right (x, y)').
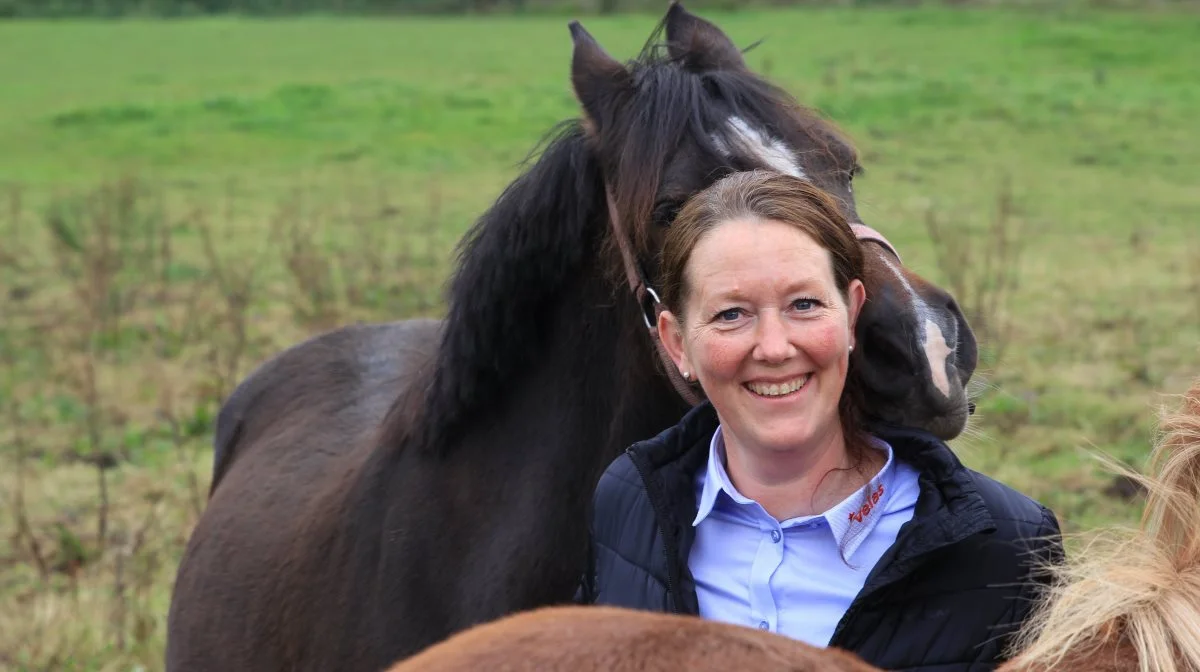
top-left (390, 378), bottom-right (1200, 672)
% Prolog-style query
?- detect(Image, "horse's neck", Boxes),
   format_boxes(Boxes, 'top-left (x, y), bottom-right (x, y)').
top-left (470, 271), bottom-right (688, 481)
top-left (371, 269), bottom-right (690, 622)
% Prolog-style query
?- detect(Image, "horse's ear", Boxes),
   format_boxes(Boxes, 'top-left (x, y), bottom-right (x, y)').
top-left (569, 21), bottom-right (632, 134)
top-left (663, 1), bottom-right (745, 71)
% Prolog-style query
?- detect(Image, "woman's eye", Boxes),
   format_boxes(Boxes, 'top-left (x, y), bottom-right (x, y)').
top-left (793, 298), bottom-right (818, 311)
top-left (718, 308), bottom-right (741, 321)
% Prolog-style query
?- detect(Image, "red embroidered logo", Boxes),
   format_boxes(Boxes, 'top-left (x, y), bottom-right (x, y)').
top-left (848, 483), bottom-right (885, 524)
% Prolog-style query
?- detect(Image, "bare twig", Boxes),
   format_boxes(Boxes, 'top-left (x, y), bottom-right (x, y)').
top-left (1, 187), bottom-right (50, 580)
top-left (197, 206), bottom-right (260, 402)
top-left (111, 489), bottom-right (164, 652)
top-left (81, 342), bottom-right (110, 553)
top-left (158, 403), bottom-right (206, 520)
top-left (11, 440), bottom-right (51, 580)
top-left (112, 542), bottom-right (127, 651)
top-left (924, 176), bottom-right (1025, 370)
top-left (273, 188), bottom-right (340, 330)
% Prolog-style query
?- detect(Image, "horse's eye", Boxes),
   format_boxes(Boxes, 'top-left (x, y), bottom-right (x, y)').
top-left (652, 201), bottom-right (682, 227)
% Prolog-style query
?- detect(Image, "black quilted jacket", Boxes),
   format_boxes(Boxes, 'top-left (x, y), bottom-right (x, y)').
top-left (578, 402), bottom-right (1064, 672)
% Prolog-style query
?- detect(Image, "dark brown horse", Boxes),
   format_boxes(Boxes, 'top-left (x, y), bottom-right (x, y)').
top-left (386, 378), bottom-right (1200, 672)
top-left (165, 5), bottom-right (978, 671)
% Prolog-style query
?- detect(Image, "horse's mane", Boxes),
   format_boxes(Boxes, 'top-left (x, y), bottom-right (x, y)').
top-left (389, 23), bottom-right (856, 457)
top-left (1006, 377), bottom-right (1200, 672)
top-left (383, 120), bottom-right (604, 454)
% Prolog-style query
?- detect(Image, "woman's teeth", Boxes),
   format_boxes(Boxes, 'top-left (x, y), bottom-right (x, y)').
top-left (746, 374), bottom-right (811, 397)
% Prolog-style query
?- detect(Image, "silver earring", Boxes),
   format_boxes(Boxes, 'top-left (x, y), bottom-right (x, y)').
top-left (849, 345), bottom-right (855, 353)
top-left (682, 371), bottom-right (691, 380)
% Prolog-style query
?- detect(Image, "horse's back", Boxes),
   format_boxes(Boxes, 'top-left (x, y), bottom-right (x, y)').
top-left (167, 317), bottom-right (441, 671)
top-left (386, 606), bottom-right (881, 671)
top-left (209, 318), bottom-right (441, 495)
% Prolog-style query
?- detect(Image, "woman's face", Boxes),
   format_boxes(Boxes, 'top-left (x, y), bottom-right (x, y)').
top-left (660, 217), bottom-right (866, 457)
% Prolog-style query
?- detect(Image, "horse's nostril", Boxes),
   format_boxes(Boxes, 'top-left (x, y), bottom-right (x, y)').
top-left (967, 402), bottom-right (976, 415)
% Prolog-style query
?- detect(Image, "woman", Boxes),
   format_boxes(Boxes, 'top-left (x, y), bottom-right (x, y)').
top-left (578, 171), bottom-right (1064, 671)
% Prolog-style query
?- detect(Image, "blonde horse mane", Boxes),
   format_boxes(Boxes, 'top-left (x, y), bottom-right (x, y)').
top-left (1005, 377), bottom-right (1200, 672)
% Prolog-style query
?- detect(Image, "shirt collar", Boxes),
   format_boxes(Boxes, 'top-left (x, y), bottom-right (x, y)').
top-left (826, 437), bottom-right (898, 560)
top-left (693, 425), bottom-right (742, 526)
top-left (693, 425), bottom-right (899, 561)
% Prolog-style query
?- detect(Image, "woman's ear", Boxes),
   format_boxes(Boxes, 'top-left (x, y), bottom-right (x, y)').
top-left (657, 309), bottom-right (691, 378)
top-left (847, 278), bottom-right (867, 338)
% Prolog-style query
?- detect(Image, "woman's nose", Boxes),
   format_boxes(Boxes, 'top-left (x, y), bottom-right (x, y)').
top-left (753, 312), bottom-right (796, 363)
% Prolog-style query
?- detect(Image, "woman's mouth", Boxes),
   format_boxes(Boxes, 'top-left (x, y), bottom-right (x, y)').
top-left (744, 374), bottom-right (812, 398)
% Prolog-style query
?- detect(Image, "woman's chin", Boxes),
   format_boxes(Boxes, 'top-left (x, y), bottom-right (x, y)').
top-left (730, 405), bottom-right (839, 454)
top-left (742, 421), bottom-right (820, 455)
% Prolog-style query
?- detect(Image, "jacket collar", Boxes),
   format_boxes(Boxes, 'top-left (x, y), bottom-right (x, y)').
top-left (624, 402), bottom-right (997, 615)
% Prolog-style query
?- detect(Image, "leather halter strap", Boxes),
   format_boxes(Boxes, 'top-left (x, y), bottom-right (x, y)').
top-left (850, 223), bottom-right (902, 263)
top-left (604, 185), bottom-right (903, 408)
top-left (605, 186), bottom-right (705, 407)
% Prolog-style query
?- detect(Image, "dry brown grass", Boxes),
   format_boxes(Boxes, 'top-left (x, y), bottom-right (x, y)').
top-left (0, 177), bottom-right (448, 670)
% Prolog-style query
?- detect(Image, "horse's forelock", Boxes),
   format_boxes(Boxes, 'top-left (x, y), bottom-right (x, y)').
top-left (604, 59), bottom-right (702, 257)
top-left (603, 44), bottom-right (854, 263)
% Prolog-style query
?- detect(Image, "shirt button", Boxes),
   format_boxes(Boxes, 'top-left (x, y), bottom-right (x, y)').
top-left (770, 530), bottom-right (781, 543)
top-left (758, 620), bottom-right (770, 630)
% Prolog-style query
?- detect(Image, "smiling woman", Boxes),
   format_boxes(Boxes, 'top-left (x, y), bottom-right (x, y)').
top-left (656, 170), bottom-right (871, 519)
top-left (578, 170), bottom-right (1065, 672)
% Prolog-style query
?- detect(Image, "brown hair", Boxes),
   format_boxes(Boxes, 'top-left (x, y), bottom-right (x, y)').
top-left (659, 169), bottom-right (864, 318)
top-left (658, 170), bottom-right (873, 537)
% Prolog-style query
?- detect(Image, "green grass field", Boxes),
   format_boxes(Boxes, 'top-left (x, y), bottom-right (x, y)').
top-left (1, 7), bottom-right (1199, 670)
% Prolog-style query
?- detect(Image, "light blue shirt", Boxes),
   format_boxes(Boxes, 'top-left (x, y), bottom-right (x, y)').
top-left (688, 425), bottom-right (921, 647)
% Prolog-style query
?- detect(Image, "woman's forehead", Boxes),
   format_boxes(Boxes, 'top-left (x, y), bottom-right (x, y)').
top-left (690, 217), bottom-right (831, 265)
top-left (686, 220), bottom-right (838, 300)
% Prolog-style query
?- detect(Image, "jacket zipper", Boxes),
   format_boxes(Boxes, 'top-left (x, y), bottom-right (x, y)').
top-left (827, 601), bottom-right (864, 647)
top-left (626, 447), bottom-right (685, 615)
top-left (827, 543), bottom-right (949, 647)
top-left (828, 571), bottom-right (902, 647)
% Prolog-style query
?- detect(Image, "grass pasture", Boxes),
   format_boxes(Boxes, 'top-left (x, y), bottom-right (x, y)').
top-left (1, 7), bottom-right (1199, 670)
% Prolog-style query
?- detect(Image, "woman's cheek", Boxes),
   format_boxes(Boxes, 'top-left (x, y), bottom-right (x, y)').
top-left (804, 322), bottom-right (847, 364)
top-left (694, 333), bottom-right (748, 380)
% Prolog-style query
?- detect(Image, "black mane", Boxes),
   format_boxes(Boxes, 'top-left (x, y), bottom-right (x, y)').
top-left (400, 121), bottom-right (605, 454)
top-left (400, 31), bottom-right (854, 456)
